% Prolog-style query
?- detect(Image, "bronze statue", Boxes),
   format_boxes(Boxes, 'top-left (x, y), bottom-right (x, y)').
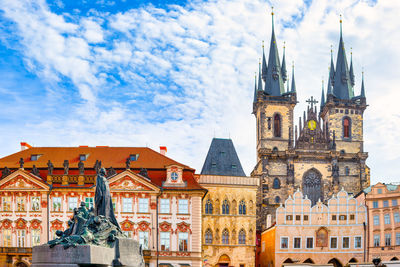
top-left (47, 160), bottom-right (54, 175)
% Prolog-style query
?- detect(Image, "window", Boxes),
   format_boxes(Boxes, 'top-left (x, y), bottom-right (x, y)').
top-left (339, 215), bottom-right (347, 220)
top-left (31, 154), bottom-right (40, 161)
top-left (3, 229), bottom-right (11, 247)
top-left (294, 237), bottom-right (301, 248)
top-left (384, 214), bottom-right (391, 225)
top-left (385, 233), bottom-right (392, 246)
top-left (31, 197), bottom-right (40, 211)
top-left (378, 188), bottom-right (383, 194)
top-left (138, 198), bottom-right (149, 213)
top-left (178, 199), bottom-right (189, 214)
top-left (383, 200), bottom-right (389, 207)
top-left (306, 237), bottom-right (313, 248)
top-left (160, 199), bottom-right (170, 214)
top-left (239, 200), bottom-right (246, 215)
top-left (178, 232), bottom-right (188, 251)
top-left (273, 114), bottom-right (281, 137)
top-left (342, 237), bottom-right (350, 248)
top-left (296, 215), bottom-right (301, 221)
top-left (85, 197), bottom-right (94, 209)
top-left (275, 196), bottom-right (280, 204)
top-left (211, 163), bottom-right (217, 168)
top-left (231, 164), bottom-right (237, 169)
top-left (286, 215), bottom-right (293, 221)
top-left (394, 212), bottom-right (400, 223)
top-left (354, 236), bottom-right (362, 248)
top-left (160, 232), bottom-right (170, 251)
top-left (205, 199), bottom-right (213, 214)
top-left (238, 230), bottom-right (246, 244)
top-left (222, 199), bottom-right (229, 215)
top-left (343, 117), bottom-right (350, 138)
top-left (124, 231), bottom-right (133, 238)
top-left (330, 237), bottom-right (338, 249)
top-left (17, 230), bottom-right (26, 247)
top-left (280, 237), bottom-right (288, 249)
top-left (171, 172), bottom-right (178, 181)
top-left (122, 198), bottom-right (133, 212)
top-left (130, 154), bottom-right (139, 161)
top-left (16, 197), bottom-right (25, 211)
top-left (2, 197), bottom-right (11, 211)
top-left (205, 229), bottom-right (212, 244)
top-left (393, 199), bottom-right (398, 206)
top-left (373, 215), bottom-right (380, 225)
top-left (222, 229), bottom-right (229, 244)
top-left (350, 214), bottom-right (355, 220)
top-left (79, 154), bottom-right (87, 161)
top-left (139, 231), bottom-right (149, 249)
top-left (396, 233), bottom-right (400, 246)
top-left (112, 197), bottom-right (117, 211)
top-left (332, 215), bottom-right (337, 221)
top-left (374, 235), bottom-right (380, 247)
top-left (32, 229), bottom-right (41, 246)
top-left (373, 201), bottom-right (379, 208)
top-left (304, 215), bottom-right (309, 221)
top-left (345, 166), bottom-right (350, 175)
top-left (53, 197), bottom-right (61, 211)
top-left (273, 178), bottom-right (280, 189)
top-left (68, 197), bottom-right (78, 211)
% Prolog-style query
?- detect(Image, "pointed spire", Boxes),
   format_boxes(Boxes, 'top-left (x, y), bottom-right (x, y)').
top-left (262, 41), bottom-right (267, 81)
top-left (327, 45), bottom-right (335, 91)
top-left (349, 48), bottom-right (355, 87)
top-left (258, 59), bottom-right (263, 92)
top-left (253, 72), bottom-right (257, 103)
top-left (360, 70), bottom-right (366, 98)
top-left (291, 62), bottom-right (296, 92)
top-left (281, 42), bottom-right (287, 82)
top-left (321, 80), bottom-right (325, 108)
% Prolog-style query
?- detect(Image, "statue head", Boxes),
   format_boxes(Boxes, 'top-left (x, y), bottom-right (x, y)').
top-left (99, 167), bottom-right (106, 176)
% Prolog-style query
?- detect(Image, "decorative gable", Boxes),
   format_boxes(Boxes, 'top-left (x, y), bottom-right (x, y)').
top-left (109, 170), bottom-right (159, 193)
top-left (0, 171), bottom-right (49, 191)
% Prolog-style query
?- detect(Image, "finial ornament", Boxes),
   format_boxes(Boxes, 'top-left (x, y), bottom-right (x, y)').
top-left (340, 14), bottom-right (343, 35)
top-left (271, 6), bottom-right (274, 30)
top-left (262, 40), bottom-right (264, 48)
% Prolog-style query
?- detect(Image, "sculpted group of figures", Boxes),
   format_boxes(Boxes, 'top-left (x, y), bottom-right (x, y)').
top-left (48, 168), bottom-right (125, 248)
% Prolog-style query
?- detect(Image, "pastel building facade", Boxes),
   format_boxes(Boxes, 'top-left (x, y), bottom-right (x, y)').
top-left (260, 189), bottom-right (367, 267)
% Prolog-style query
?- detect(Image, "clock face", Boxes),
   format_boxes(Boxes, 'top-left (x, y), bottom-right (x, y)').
top-left (308, 120), bottom-right (317, 131)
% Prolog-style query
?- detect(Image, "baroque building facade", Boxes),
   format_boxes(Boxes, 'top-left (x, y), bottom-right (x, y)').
top-left (199, 138), bottom-right (258, 267)
top-left (251, 13), bottom-right (370, 231)
top-left (0, 144), bottom-right (206, 267)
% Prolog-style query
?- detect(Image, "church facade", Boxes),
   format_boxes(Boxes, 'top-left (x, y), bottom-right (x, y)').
top-left (251, 13), bottom-right (370, 231)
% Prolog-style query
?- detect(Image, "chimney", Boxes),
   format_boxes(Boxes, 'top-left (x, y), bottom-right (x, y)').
top-left (159, 146), bottom-right (167, 156)
top-left (20, 142), bottom-right (32, 151)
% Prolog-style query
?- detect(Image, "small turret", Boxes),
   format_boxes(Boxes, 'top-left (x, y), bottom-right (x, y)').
top-left (262, 41), bottom-right (268, 82)
top-left (360, 70), bottom-right (366, 98)
top-left (349, 48), bottom-right (355, 87)
top-left (281, 42), bottom-right (288, 82)
top-left (291, 62), bottom-right (296, 93)
top-left (320, 80), bottom-right (325, 109)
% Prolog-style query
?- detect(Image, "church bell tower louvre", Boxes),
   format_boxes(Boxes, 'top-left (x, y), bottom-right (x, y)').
top-left (251, 12), bottom-right (370, 231)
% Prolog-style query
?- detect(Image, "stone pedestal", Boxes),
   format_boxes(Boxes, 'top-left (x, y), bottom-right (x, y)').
top-left (32, 238), bottom-right (144, 267)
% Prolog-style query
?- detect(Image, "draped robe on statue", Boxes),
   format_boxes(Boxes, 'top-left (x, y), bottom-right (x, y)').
top-left (95, 168), bottom-right (120, 229)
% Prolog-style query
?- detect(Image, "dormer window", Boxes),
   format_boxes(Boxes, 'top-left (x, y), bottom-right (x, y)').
top-left (211, 163), bottom-right (217, 168)
top-left (30, 155), bottom-right (41, 161)
top-left (130, 154), bottom-right (139, 161)
top-left (79, 154), bottom-right (87, 161)
top-left (171, 172), bottom-right (178, 181)
top-left (231, 164), bottom-right (237, 169)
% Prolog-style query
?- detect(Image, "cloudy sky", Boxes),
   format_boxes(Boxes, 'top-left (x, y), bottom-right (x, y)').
top-left (0, 0), bottom-right (398, 184)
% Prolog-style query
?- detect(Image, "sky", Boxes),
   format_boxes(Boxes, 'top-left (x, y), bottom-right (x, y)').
top-left (0, 0), bottom-right (398, 184)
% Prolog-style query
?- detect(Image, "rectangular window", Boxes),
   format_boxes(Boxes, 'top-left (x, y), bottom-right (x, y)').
top-left (160, 199), bottom-right (170, 214)
top-left (68, 197), bottom-right (78, 211)
top-left (374, 235), bottom-right (380, 247)
top-left (3, 229), bottom-right (11, 247)
top-left (350, 214), bottom-right (355, 220)
top-left (306, 237), bottom-right (313, 248)
top-left (378, 189), bottom-right (383, 194)
top-left (330, 237), bottom-right (337, 249)
top-left (280, 237), bottom-right (288, 249)
top-left (373, 215), bottom-right (380, 225)
top-left (383, 200), bottom-right (389, 207)
top-left (17, 230), bottom-right (26, 247)
top-left (178, 199), bottom-right (189, 214)
top-left (332, 215), bottom-right (337, 221)
top-left (394, 212), bottom-right (400, 223)
top-left (16, 197), bottom-right (25, 211)
top-left (354, 236), bottom-right (362, 248)
top-left (384, 214), bottom-right (391, 225)
top-left (138, 198), bottom-right (149, 213)
top-left (373, 201), bottom-right (379, 208)
top-left (53, 197), bottom-right (62, 211)
top-left (294, 237), bottom-right (301, 248)
top-left (178, 232), bottom-right (189, 251)
top-left (304, 215), bottom-right (309, 221)
top-left (130, 154), bottom-right (139, 161)
top-left (295, 215), bottom-right (301, 221)
top-left (339, 215), bottom-right (347, 220)
top-left (32, 229), bottom-right (41, 246)
top-left (286, 215), bottom-right (292, 220)
top-left (385, 233), bottom-right (391, 246)
top-left (160, 232), bottom-right (170, 251)
top-left (79, 154), bottom-right (87, 161)
top-left (396, 233), bottom-right (400, 246)
top-left (393, 199), bottom-right (398, 207)
top-left (2, 197), bottom-right (11, 211)
top-left (31, 197), bottom-right (40, 211)
top-left (122, 198), bottom-right (133, 212)
top-left (85, 197), bottom-right (94, 209)
top-left (139, 231), bottom-right (149, 249)
top-left (342, 237), bottom-right (350, 248)
top-left (112, 197), bottom-right (117, 212)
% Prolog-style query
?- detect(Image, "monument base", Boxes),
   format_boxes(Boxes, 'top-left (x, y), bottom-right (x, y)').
top-left (32, 238), bottom-right (144, 267)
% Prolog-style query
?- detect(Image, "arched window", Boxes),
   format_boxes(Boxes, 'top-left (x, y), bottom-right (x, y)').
top-left (273, 178), bottom-right (281, 189)
top-left (274, 114), bottom-right (281, 137)
top-left (343, 117), bottom-right (351, 138)
top-left (238, 229), bottom-right (246, 244)
top-left (222, 229), bottom-right (229, 244)
top-left (275, 196), bottom-right (281, 204)
top-left (205, 229), bottom-right (212, 244)
top-left (238, 200), bottom-right (246, 215)
top-left (222, 199), bottom-right (230, 215)
top-left (205, 199), bottom-right (213, 214)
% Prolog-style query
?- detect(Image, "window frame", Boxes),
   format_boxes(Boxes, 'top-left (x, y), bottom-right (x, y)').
top-left (394, 212), bottom-right (400, 223)
top-left (160, 198), bottom-right (170, 214)
top-left (384, 214), bottom-right (391, 225)
top-left (52, 197), bottom-right (62, 212)
top-left (238, 229), bottom-right (246, 245)
top-left (16, 197), bottom-right (25, 212)
top-left (273, 113), bottom-right (282, 137)
top-left (31, 196), bottom-right (41, 211)
top-left (85, 197), bottom-right (94, 209)
top-left (2, 196), bottom-right (11, 211)
top-left (178, 232), bottom-right (189, 252)
top-left (354, 236), bottom-right (362, 249)
top-left (306, 237), bottom-right (314, 249)
top-left (68, 197), bottom-right (78, 211)
top-left (122, 197), bottom-right (133, 213)
top-left (17, 229), bottom-right (26, 247)
top-left (342, 236), bottom-right (350, 249)
top-left (138, 198), bottom-right (149, 213)
top-left (373, 201), bottom-right (379, 208)
top-left (222, 229), bottom-right (229, 244)
top-left (293, 237), bottom-right (302, 249)
top-left (373, 234), bottom-right (380, 247)
top-left (3, 229), bottom-right (11, 247)
top-left (373, 215), bottom-right (380, 226)
top-left (160, 232), bottom-right (170, 251)
top-left (383, 200), bottom-right (389, 208)
top-left (330, 236), bottom-right (338, 249)
top-left (205, 229), bottom-right (213, 244)
top-left (139, 231), bottom-right (149, 249)
top-left (385, 233), bottom-right (392, 246)
top-left (178, 199), bottom-right (189, 214)
top-left (280, 237), bottom-right (289, 249)
top-left (342, 116), bottom-right (351, 139)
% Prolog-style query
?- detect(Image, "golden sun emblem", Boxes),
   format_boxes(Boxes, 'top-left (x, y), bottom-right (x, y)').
top-left (308, 120), bottom-right (317, 131)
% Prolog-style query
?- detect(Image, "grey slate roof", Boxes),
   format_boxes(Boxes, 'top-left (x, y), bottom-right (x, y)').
top-left (200, 138), bottom-right (246, 176)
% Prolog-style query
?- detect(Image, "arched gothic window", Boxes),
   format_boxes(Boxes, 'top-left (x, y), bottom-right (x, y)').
top-left (222, 229), bottom-right (229, 244)
top-left (238, 229), bottom-right (246, 244)
top-left (343, 117), bottom-right (351, 138)
top-left (238, 200), bottom-right (246, 215)
top-left (273, 178), bottom-right (281, 189)
top-left (205, 199), bottom-right (213, 214)
top-left (275, 196), bottom-right (281, 203)
top-left (205, 229), bottom-right (212, 244)
top-left (274, 114), bottom-right (281, 137)
top-left (222, 199), bottom-right (230, 215)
